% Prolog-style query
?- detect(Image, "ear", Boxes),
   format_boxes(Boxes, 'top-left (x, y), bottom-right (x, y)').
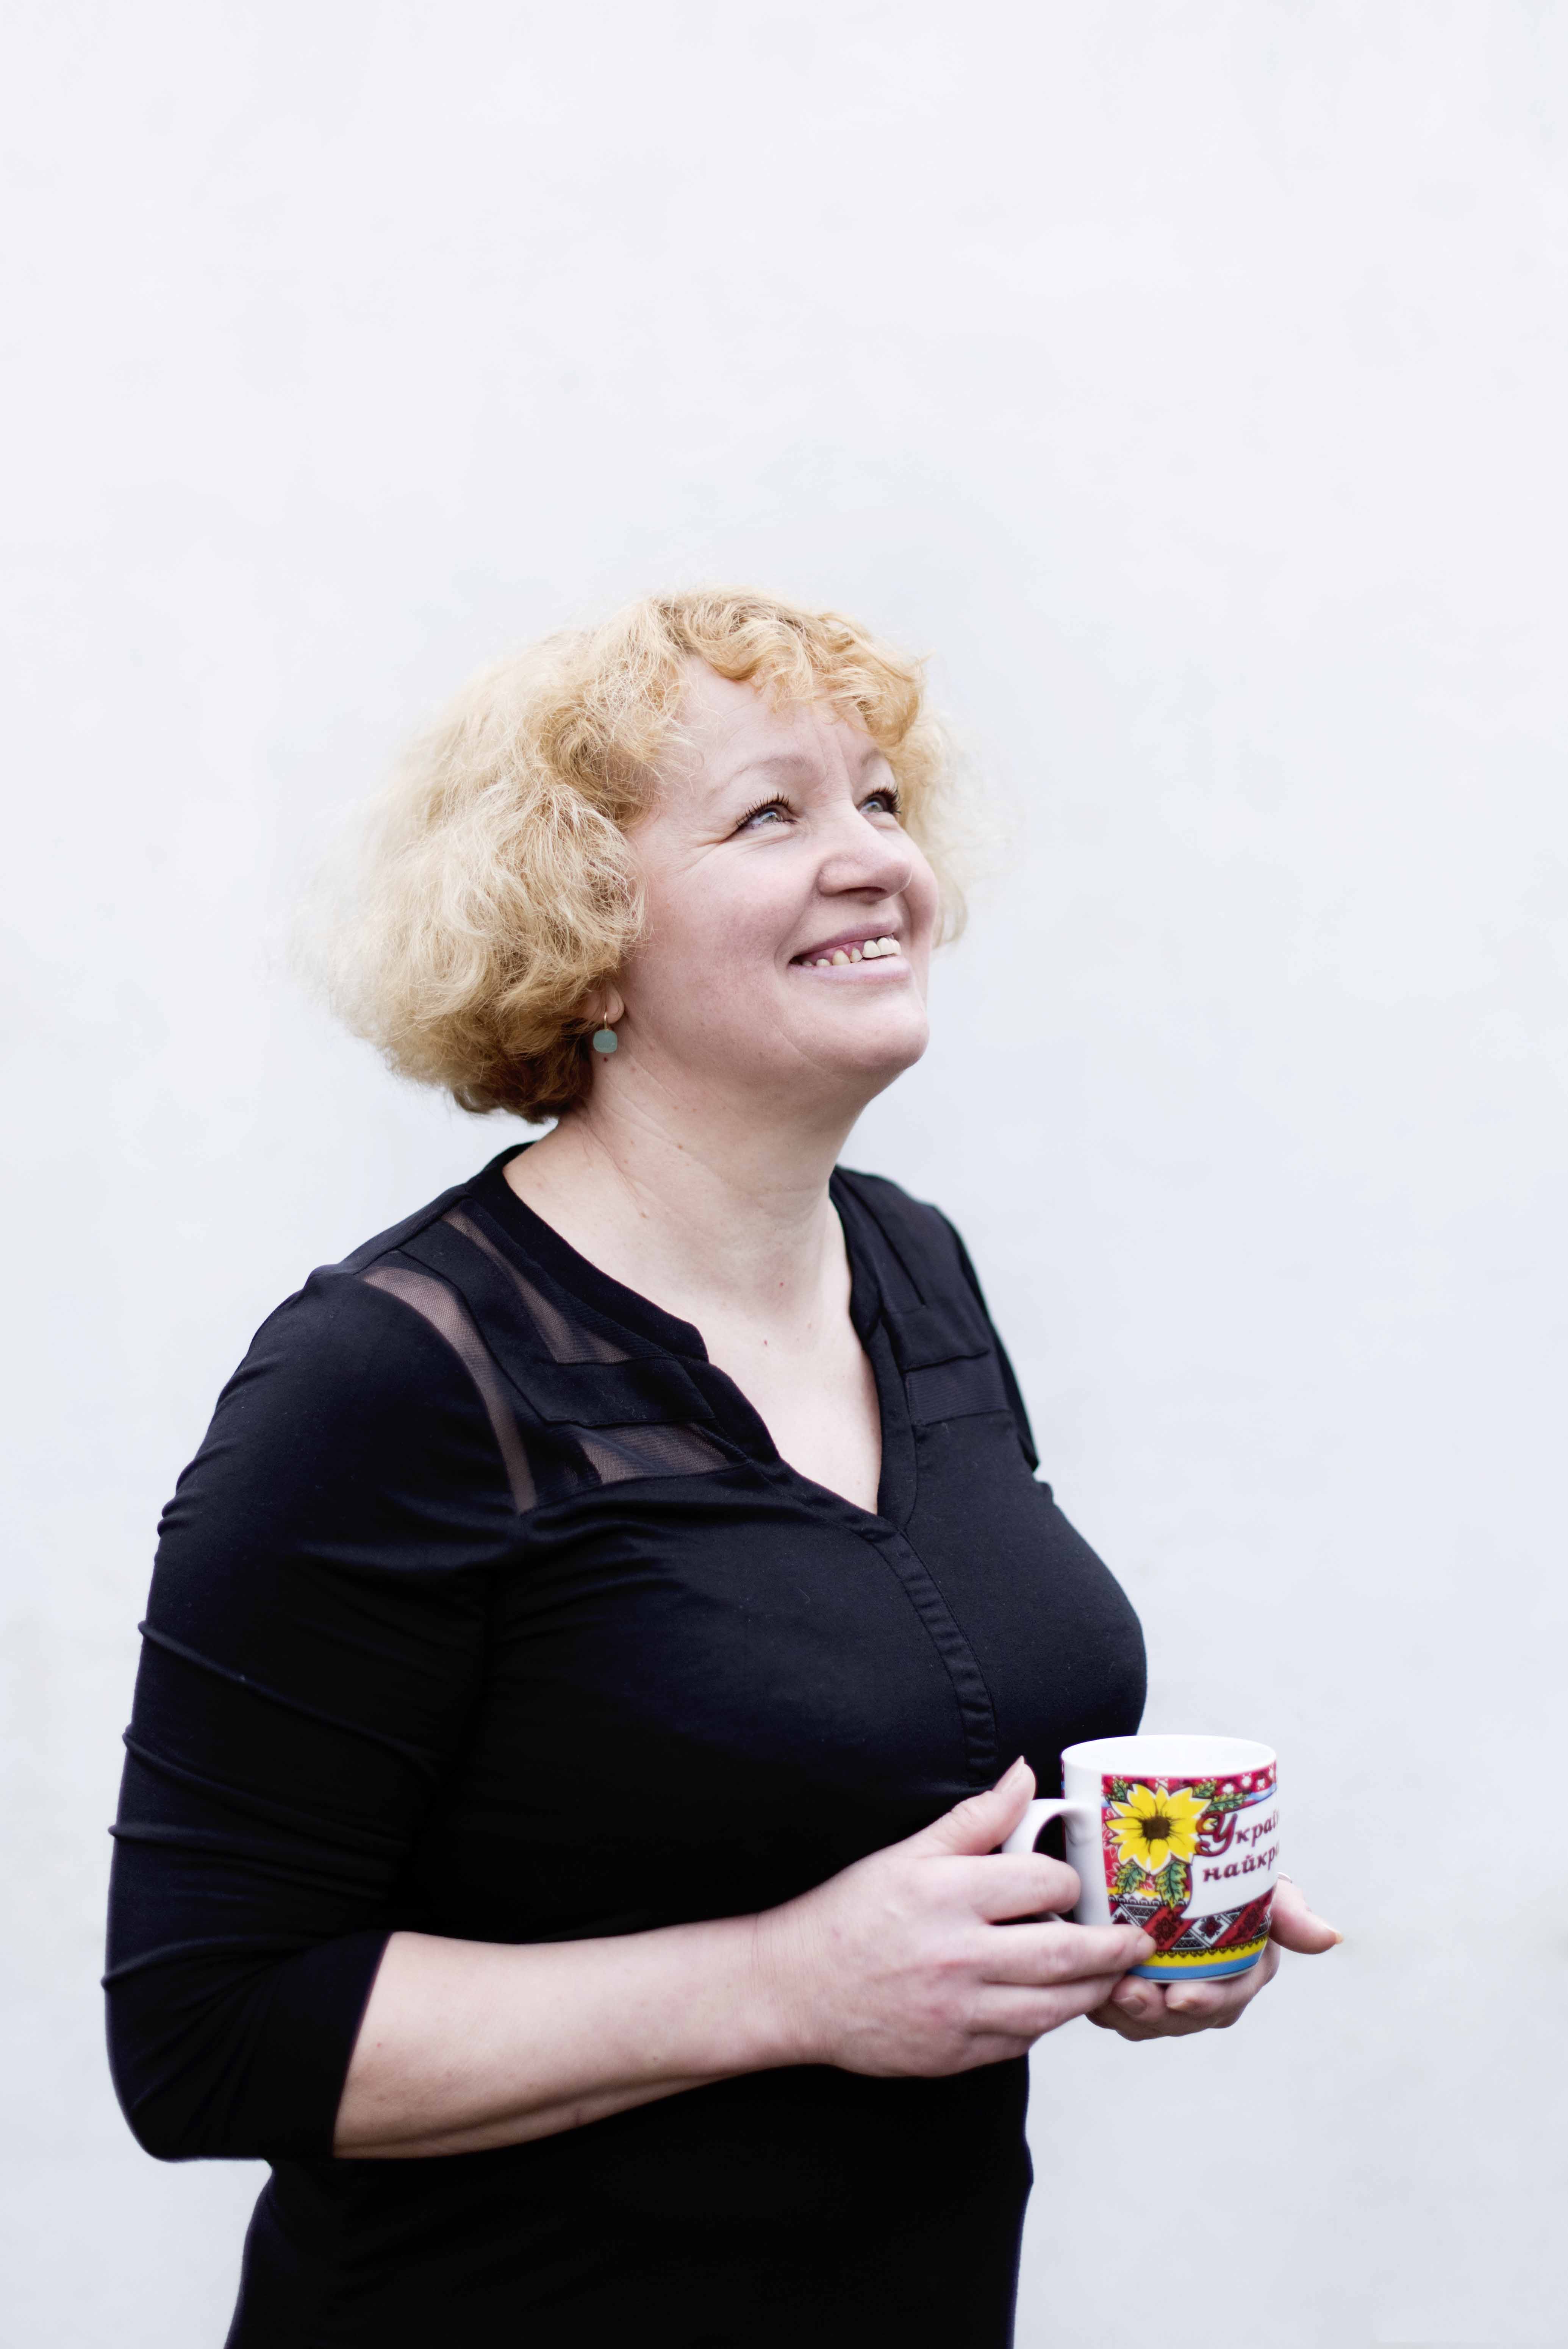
top-left (597, 986), bottom-right (625, 1028)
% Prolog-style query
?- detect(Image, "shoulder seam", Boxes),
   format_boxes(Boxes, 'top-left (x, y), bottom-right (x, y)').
top-left (327, 1179), bottom-right (478, 1279)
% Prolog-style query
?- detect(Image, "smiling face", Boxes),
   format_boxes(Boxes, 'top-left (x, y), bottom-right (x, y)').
top-left (606, 661), bottom-right (940, 1124)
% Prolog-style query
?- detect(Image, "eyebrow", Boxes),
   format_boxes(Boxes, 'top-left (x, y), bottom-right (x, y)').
top-left (711, 744), bottom-right (887, 796)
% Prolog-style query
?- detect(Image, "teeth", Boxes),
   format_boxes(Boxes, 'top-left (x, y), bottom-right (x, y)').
top-left (802, 938), bottom-right (901, 968)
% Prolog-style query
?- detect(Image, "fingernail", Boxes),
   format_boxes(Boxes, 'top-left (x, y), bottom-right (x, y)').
top-left (998, 1756), bottom-right (1027, 1785)
top-left (1331, 1929), bottom-right (1345, 1945)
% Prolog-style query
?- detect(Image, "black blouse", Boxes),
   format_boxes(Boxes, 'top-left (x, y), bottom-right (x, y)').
top-left (105, 1146), bottom-right (1145, 2348)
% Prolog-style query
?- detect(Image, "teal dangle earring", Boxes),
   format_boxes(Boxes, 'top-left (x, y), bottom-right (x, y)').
top-left (591, 1016), bottom-right (619, 1056)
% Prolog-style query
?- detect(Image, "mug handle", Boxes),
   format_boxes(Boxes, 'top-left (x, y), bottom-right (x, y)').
top-left (999, 1798), bottom-right (1096, 1857)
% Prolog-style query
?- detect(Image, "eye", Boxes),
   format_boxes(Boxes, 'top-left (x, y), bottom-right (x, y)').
top-left (735, 795), bottom-right (794, 833)
top-left (862, 783), bottom-right (902, 818)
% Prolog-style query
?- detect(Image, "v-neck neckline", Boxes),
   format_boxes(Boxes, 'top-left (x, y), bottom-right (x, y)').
top-left (470, 1143), bottom-right (910, 1527)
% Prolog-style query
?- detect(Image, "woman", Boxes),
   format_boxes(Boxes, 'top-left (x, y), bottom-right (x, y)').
top-left (106, 589), bottom-right (1337, 2346)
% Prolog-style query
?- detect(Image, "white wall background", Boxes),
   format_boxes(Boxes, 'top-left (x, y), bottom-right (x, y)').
top-left (3, 3), bottom-right (1565, 2343)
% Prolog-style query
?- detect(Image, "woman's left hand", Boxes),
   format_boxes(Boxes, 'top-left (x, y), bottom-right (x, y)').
top-left (1087, 1877), bottom-right (1341, 2041)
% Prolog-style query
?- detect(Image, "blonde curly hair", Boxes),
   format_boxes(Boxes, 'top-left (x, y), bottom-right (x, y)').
top-left (311, 586), bottom-right (966, 1124)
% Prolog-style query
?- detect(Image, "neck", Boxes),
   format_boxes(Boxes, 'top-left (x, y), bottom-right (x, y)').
top-left (504, 1063), bottom-right (871, 1334)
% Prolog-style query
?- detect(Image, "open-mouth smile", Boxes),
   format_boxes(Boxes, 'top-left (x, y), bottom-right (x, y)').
top-left (789, 933), bottom-right (904, 971)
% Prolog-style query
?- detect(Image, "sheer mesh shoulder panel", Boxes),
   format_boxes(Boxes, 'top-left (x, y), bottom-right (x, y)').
top-left (442, 1208), bottom-right (629, 1364)
top-left (578, 1422), bottom-right (730, 1485)
top-left (366, 1249), bottom-right (729, 1500)
top-left (361, 1265), bottom-right (536, 1510)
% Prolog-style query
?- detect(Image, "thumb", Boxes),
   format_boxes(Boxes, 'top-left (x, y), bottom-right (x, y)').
top-left (911, 1758), bottom-right (1036, 1857)
top-left (1269, 1875), bottom-right (1343, 1954)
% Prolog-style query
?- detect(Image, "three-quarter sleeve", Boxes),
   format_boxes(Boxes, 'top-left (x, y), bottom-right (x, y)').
top-left (105, 1269), bottom-right (518, 2163)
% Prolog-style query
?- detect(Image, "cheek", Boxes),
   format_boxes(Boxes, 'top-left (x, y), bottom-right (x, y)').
top-left (627, 890), bottom-right (783, 1030)
top-left (904, 852), bottom-right (943, 958)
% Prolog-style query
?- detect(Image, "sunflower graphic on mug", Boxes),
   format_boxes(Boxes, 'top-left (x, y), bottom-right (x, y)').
top-left (1106, 1779), bottom-right (1210, 1914)
top-left (1109, 1782), bottom-right (1207, 1875)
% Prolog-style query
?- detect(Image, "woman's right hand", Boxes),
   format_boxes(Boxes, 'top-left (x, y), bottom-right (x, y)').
top-left (756, 1758), bottom-right (1152, 2078)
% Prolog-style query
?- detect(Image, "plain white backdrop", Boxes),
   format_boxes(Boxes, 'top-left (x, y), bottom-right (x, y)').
top-left (3, 4), bottom-right (1565, 2343)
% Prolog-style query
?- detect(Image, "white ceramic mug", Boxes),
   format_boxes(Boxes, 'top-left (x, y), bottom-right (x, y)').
top-left (1001, 1733), bottom-right (1280, 1981)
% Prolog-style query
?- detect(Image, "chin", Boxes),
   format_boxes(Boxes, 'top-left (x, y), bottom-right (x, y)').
top-left (822, 1005), bottom-right (930, 1089)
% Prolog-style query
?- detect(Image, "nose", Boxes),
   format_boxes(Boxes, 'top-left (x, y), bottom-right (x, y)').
top-left (814, 802), bottom-right (917, 900)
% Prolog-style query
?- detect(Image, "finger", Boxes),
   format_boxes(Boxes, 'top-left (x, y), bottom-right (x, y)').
top-left (1180, 1941), bottom-right (1278, 2012)
top-left (968, 1854), bottom-right (1082, 1922)
top-left (1269, 1876), bottom-right (1343, 1954)
top-left (1088, 1998), bottom-right (1173, 2039)
top-left (976, 1971), bottom-right (1137, 2040)
top-left (1111, 1944), bottom-right (1279, 2030)
top-left (1090, 1999), bottom-right (1219, 2042)
top-left (1163, 1944), bottom-right (1276, 2019)
top-left (1106, 1977), bottom-right (1166, 2025)
top-left (980, 1921), bottom-right (1153, 1985)
top-left (1164, 1965), bottom-right (1267, 2022)
top-left (908, 1760), bottom-right (1035, 1858)
top-left (1091, 1983), bottom-right (1241, 2040)
top-left (1089, 1985), bottom-right (1185, 2040)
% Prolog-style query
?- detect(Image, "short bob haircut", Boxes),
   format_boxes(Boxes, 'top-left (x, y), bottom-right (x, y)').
top-left (313, 587), bottom-right (966, 1125)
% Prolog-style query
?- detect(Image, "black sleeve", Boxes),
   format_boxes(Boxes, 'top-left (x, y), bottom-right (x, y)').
top-left (936, 1212), bottom-right (1043, 1477)
top-left (104, 1269), bottom-right (517, 2163)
